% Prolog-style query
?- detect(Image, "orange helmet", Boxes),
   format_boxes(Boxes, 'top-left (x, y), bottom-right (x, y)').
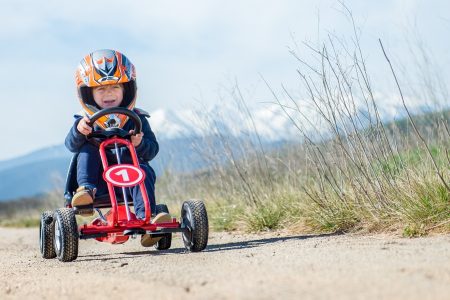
top-left (75, 49), bottom-right (137, 129)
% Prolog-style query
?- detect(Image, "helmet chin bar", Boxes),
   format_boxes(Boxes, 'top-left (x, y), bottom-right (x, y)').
top-left (104, 114), bottom-right (121, 128)
top-left (86, 107), bottom-right (142, 148)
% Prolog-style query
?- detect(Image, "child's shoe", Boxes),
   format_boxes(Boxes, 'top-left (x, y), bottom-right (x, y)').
top-left (140, 212), bottom-right (172, 247)
top-left (72, 186), bottom-right (96, 207)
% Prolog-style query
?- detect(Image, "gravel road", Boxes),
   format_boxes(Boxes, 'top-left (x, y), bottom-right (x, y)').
top-left (0, 227), bottom-right (449, 300)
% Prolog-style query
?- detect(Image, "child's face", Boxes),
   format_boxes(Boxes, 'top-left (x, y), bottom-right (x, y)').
top-left (92, 84), bottom-right (124, 109)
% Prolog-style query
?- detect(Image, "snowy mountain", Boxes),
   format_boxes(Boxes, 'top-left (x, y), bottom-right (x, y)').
top-left (149, 104), bottom-right (300, 142)
top-left (149, 96), bottom-right (432, 142)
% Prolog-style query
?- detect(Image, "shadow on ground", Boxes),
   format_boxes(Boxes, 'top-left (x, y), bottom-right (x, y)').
top-left (76, 232), bottom-right (340, 261)
top-left (202, 232), bottom-right (340, 253)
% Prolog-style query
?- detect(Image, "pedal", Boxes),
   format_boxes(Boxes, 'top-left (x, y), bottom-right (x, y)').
top-left (73, 204), bottom-right (94, 216)
top-left (124, 228), bottom-right (146, 236)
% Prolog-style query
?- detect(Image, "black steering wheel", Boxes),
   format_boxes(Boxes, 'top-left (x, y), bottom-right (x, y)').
top-left (86, 107), bottom-right (142, 147)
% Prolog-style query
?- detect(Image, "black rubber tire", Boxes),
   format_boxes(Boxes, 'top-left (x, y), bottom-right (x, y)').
top-left (155, 204), bottom-right (172, 250)
top-left (39, 211), bottom-right (56, 259)
top-left (181, 200), bottom-right (209, 252)
top-left (53, 208), bottom-right (79, 262)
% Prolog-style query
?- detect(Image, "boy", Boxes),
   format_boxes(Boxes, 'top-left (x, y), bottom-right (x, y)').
top-left (65, 49), bottom-right (169, 247)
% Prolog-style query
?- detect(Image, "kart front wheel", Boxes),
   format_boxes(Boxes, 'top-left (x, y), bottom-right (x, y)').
top-left (39, 211), bottom-right (56, 259)
top-left (53, 208), bottom-right (79, 262)
top-left (181, 200), bottom-right (208, 252)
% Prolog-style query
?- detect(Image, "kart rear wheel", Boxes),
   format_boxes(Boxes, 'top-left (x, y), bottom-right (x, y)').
top-left (39, 211), bottom-right (56, 259)
top-left (53, 208), bottom-right (79, 262)
top-left (155, 204), bottom-right (172, 250)
top-left (181, 200), bottom-right (208, 252)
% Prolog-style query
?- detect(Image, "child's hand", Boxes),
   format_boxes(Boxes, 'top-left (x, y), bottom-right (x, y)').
top-left (77, 116), bottom-right (92, 136)
top-left (129, 130), bottom-right (144, 147)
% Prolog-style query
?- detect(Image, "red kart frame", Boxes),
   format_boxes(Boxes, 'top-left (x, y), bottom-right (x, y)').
top-left (78, 137), bottom-right (183, 244)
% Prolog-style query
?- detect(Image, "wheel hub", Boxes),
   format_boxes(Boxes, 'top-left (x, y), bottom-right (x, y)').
top-left (54, 219), bottom-right (61, 253)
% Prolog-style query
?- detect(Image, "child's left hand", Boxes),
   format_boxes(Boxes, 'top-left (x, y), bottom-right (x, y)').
top-left (129, 130), bottom-right (143, 147)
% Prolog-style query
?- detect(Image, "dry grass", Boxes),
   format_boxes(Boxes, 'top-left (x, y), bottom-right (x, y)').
top-left (0, 191), bottom-right (60, 227)
top-left (156, 6), bottom-right (450, 236)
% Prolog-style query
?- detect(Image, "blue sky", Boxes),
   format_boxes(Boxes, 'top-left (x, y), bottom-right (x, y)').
top-left (0, 0), bottom-right (449, 160)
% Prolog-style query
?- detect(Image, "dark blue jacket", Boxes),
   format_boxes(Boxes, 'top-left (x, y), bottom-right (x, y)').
top-left (65, 108), bottom-right (159, 162)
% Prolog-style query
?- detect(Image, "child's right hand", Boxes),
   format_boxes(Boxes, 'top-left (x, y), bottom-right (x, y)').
top-left (77, 116), bottom-right (92, 136)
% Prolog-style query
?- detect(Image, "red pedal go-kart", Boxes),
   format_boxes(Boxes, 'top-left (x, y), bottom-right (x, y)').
top-left (39, 107), bottom-right (208, 262)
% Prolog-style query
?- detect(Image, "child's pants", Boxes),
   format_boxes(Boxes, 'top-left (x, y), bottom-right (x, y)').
top-left (76, 143), bottom-right (157, 219)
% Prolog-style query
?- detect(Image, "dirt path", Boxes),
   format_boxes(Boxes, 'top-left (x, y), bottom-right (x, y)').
top-left (0, 227), bottom-right (449, 300)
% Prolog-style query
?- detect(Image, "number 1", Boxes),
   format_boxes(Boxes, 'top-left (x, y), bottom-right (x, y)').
top-left (115, 169), bottom-right (130, 182)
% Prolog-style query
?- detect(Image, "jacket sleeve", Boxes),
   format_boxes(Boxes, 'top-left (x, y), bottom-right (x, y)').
top-left (135, 115), bottom-right (159, 162)
top-left (65, 116), bottom-right (88, 153)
